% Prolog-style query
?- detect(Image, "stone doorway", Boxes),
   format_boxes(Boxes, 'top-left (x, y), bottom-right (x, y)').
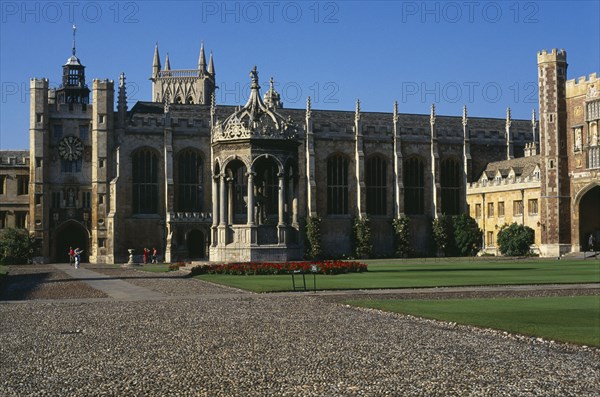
top-left (579, 185), bottom-right (600, 251)
top-left (187, 229), bottom-right (206, 259)
top-left (54, 221), bottom-right (89, 263)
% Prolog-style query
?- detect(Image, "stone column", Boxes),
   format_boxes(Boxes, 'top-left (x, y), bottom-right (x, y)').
top-left (278, 172), bottom-right (286, 244)
top-left (218, 173), bottom-right (227, 246)
top-left (247, 172), bottom-right (255, 225)
top-left (227, 177), bottom-right (234, 225)
top-left (211, 175), bottom-right (219, 246)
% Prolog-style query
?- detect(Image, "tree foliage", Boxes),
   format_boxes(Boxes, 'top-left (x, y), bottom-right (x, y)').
top-left (0, 228), bottom-right (35, 265)
top-left (452, 213), bottom-right (482, 256)
top-left (497, 223), bottom-right (535, 256)
top-left (353, 216), bottom-right (373, 259)
top-left (431, 215), bottom-right (455, 256)
top-left (392, 215), bottom-right (413, 258)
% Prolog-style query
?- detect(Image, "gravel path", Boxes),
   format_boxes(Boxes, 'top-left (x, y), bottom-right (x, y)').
top-left (1, 265), bottom-right (599, 396)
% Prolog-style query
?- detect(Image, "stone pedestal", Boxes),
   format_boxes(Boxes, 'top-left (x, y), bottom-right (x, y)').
top-left (122, 248), bottom-right (139, 267)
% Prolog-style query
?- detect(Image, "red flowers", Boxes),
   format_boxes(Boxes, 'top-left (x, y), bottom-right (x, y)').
top-left (191, 260), bottom-right (368, 276)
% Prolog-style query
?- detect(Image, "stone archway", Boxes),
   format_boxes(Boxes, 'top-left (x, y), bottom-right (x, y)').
top-left (578, 185), bottom-right (600, 251)
top-left (187, 229), bottom-right (206, 259)
top-left (53, 221), bottom-right (89, 263)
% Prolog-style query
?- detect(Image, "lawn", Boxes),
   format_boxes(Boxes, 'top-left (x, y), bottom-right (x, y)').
top-left (346, 295), bottom-right (600, 347)
top-left (194, 258), bottom-right (600, 293)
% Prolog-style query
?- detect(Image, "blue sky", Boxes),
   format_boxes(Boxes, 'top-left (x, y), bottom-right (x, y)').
top-left (1, 0), bottom-right (599, 149)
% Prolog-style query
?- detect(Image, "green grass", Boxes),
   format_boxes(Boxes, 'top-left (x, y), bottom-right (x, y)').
top-left (346, 296), bottom-right (600, 347)
top-left (194, 258), bottom-right (600, 293)
top-left (0, 265), bottom-right (7, 280)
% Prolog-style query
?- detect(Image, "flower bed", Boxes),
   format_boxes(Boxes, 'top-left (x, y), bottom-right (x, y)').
top-left (190, 260), bottom-right (367, 276)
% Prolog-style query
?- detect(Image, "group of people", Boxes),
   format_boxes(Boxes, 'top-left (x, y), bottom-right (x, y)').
top-left (68, 247), bottom-right (83, 268)
top-left (143, 247), bottom-right (158, 264)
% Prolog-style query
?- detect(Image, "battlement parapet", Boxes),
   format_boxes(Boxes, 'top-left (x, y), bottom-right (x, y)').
top-left (0, 151), bottom-right (30, 166)
top-left (566, 73), bottom-right (600, 98)
top-left (30, 78), bottom-right (49, 89)
top-left (537, 48), bottom-right (567, 64)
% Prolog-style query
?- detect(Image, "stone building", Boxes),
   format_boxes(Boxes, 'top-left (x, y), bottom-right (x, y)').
top-left (0, 151), bottom-right (30, 230)
top-left (3, 39), bottom-right (597, 263)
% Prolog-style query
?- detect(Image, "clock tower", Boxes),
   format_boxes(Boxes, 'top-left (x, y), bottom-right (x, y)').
top-left (29, 27), bottom-right (114, 263)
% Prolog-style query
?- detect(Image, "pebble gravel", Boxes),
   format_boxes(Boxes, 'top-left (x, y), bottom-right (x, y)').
top-left (1, 265), bottom-right (599, 396)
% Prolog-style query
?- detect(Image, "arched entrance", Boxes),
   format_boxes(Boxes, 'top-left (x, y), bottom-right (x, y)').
top-left (54, 221), bottom-right (89, 263)
top-left (579, 185), bottom-right (600, 250)
top-left (187, 229), bottom-right (206, 259)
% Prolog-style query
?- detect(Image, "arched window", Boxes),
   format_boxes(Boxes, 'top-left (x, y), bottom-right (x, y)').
top-left (441, 158), bottom-right (461, 215)
top-left (366, 155), bottom-right (387, 216)
top-left (255, 159), bottom-right (279, 219)
top-left (327, 154), bottom-right (349, 215)
top-left (132, 149), bottom-right (159, 214)
top-left (176, 150), bottom-right (203, 212)
top-left (226, 160), bottom-right (247, 223)
top-left (404, 157), bottom-right (424, 215)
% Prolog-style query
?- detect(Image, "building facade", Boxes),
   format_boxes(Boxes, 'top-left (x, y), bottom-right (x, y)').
top-left (0, 151), bottom-right (30, 230)
top-left (2, 43), bottom-right (597, 263)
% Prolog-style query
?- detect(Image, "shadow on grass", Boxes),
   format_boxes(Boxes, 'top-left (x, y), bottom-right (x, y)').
top-left (372, 267), bottom-right (537, 273)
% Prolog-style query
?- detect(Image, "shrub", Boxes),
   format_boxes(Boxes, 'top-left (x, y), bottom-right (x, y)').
top-left (452, 213), bottom-right (482, 256)
top-left (304, 216), bottom-right (322, 260)
top-left (392, 215), bottom-right (413, 258)
top-left (353, 216), bottom-right (373, 259)
top-left (497, 223), bottom-right (535, 256)
top-left (190, 260), bottom-right (368, 276)
top-left (0, 228), bottom-right (36, 265)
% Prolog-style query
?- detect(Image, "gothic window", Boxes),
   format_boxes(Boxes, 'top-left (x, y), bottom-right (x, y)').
top-left (441, 158), bottom-right (461, 215)
top-left (528, 199), bottom-right (538, 215)
top-left (487, 202), bottom-right (494, 218)
top-left (498, 202), bottom-right (505, 217)
top-left (187, 96), bottom-right (194, 104)
top-left (228, 161), bottom-right (247, 222)
top-left (176, 96), bottom-right (183, 104)
top-left (327, 154), bottom-right (349, 215)
top-left (513, 200), bottom-right (523, 216)
top-left (132, 149), bottom-right (159, 214)
top-left (404, 157), bottom-right (424, 215)
top-left (366, 155), bottom-right (387, 216)
top-left (487, 231), bottom-right (494, 246)
top-left (61, 159), bottom-right (82, 173)
top-left (176, 150), bottom-right (203, 212)
top-left (475, 203), bottom-right (482, 218)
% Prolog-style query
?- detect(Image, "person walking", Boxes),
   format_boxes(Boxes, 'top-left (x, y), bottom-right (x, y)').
top-left (152, 247), bottom-right (157, 264)
top-left (74, 248), bottom-right (83, 269)
top-left (590, 234), bottom-right (595, 252)
top-left (143, 247), bottom-right (149, 264)
top-left (68, 247), bottom-right (75, 266)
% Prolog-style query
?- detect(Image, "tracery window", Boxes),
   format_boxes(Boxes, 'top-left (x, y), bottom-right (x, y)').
top-left (327, 154), bottom-right (349, 215)
top-left (132, 149), bottom-right (159, 214)
top-left (177, 150), bottom-right (203, 212)
top-left (441, 158), bottom-right (461, 215)
top-left (366, 155), bottom-right (387, 216)
top-left (404, 157), bottom-right (424, 215)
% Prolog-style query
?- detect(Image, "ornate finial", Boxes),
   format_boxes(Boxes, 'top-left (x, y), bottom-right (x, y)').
top-left (72, 24), bottom-right (77, 56)
top-left (462, 105), bottom-right (468, 126)
top-left (306, 96), bottom-right (312, 115)
top-left (355, 99), bottom-right (361, 123)
top-left (393, 101), bottom-right (399, 123)
top-left (506, 107), bottom-right (512, 127)
top-left (119, 72), bottom-right (126, 87)
top-left (430, 103), bottom-right (436, 117)
top-left (250, 66), bottom-right (260, 89)
top-left (269, 76), bottom-right (274, 90)
top-left (531, 108), bottom-right (537, 124)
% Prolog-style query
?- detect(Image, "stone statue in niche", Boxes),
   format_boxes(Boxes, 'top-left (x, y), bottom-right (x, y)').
top-left (67, 188), bottom-right (76, 207)
top-left (575, 127), bottom-right (582, 151)
top-left (590, 122), bottom-right (598, 146)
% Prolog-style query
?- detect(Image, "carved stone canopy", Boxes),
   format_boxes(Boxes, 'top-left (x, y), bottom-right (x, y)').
top-left (213, 66), bottom-right (298, 142)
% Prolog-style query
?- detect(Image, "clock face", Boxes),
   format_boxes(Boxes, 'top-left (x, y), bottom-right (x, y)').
top-left (58, 136), bottom-right (84, 161)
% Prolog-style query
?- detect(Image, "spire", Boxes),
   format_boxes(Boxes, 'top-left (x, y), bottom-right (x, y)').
top-left (164, 52), bottom-right (171, 71)
top-left (306, 96), bottom-right (312, 119)
top-left (430, 103), bottom-right (436, 125)
top-left (118, 72), bottom-right (128, 124)
top-left (393, 101), bottom-right (399, 123)
top-left (198, 41), bottom-right (207, 72)
top-left (152, 43), bottom-right (161, 78)
top-left (355, 98), bottom-right (361, 123)
top-left (72, 24), bottom-right (77, 56)
top-left (208, 51), bottom-right (215, 75)
top-left (506, 107), bottom-right (512, 126)
top-left (462, 105), bottom-right (468, 126)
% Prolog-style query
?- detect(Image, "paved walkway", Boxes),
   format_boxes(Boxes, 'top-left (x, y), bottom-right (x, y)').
top-left (51, 264), bottom-right (168, 300)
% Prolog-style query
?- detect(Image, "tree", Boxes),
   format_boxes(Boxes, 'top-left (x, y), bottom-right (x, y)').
top-left (353, 216), bottom-right (373, 259)
top-left (431, 215), bottom-right (455, 256)
top-left (497, 223), bottom-right (535, 256)
top-left (452, 213), bottom-right (482, 256)
top-left (0, 228), bottom-right (35, 265)
top-left (392, 215), bottom-right (413, 258)
top-left (304, 216), bottom-right (322, 260)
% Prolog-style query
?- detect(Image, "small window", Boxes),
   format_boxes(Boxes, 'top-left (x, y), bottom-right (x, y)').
top-left (498, 202), bottom-right (505, 217)
top-left (36, 113), bottom-right (43, 123)
top-left (487, 231), bottom-right (494, 246)
top-left (35, 194), bottom-right (42, 205)
top-left (15, 211), bottom-right (28, 229)
top-left (475, 203), bottom-right (482, 218)
top-left (0, 175), bottom-right (5, 195)
top-left (528, 199), bottom-right (538, 215)
top-left (513, 200), bottom-right (523, 216)
top-left (36, 157), bottom-right (42, 168)
top-left (99, 194), bottom-right (104, 205)
top-left (99, 159), bottom-right (105, 168)
top-left (17, 175), bottom-right (29, 195)
top-left (98, 114), bottom-right (105, 124)
top-left (487, 203), bottom-right (494, 218)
